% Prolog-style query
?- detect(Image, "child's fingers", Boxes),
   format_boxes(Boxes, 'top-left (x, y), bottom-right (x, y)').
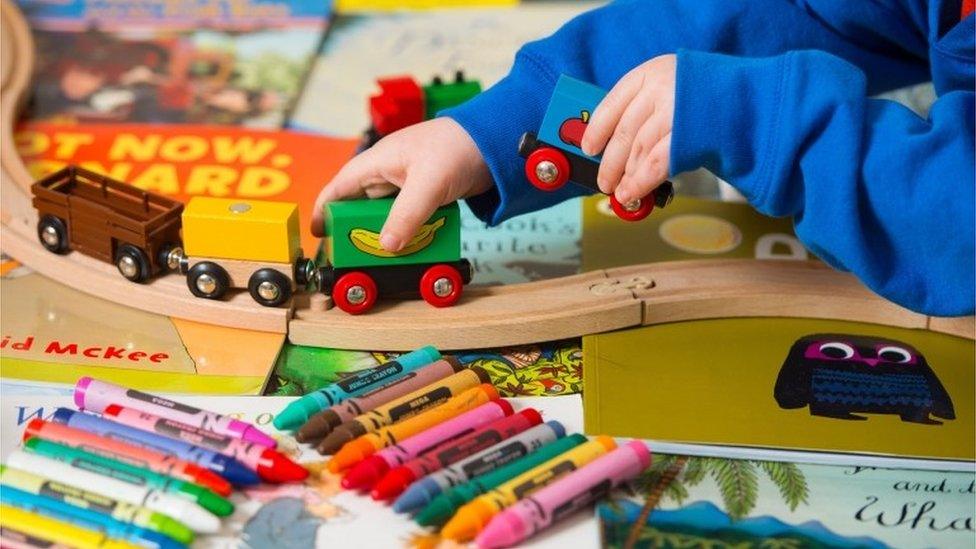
top-left (615, 132), bottom-right (671, 205)
top-left (380, 173), bottom-right (447, 253)
top-left (310, 145), bottom-right (399, 236)
top-left (595, 92), bottom-right (656, 194)
top-left (623, 112), bottom-right (671, 179)
top-left (581, 69), bottom-right (642, 157)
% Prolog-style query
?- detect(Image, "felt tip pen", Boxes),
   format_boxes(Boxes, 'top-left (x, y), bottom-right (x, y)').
top-left (440, 436), bottom-right (616, 541)
top-left (343, 399), bottom-right (514, 491)
top-left (0, 485), bottom-right (185, 549)
top-left (22, 437), bottom-right (233, 517)
top-left (318, 366), bottom-right (491, 455)
top-left (74, 377), bottom-right (276, 449)
top-left (1, 524), bottom-right (73, 549)
top-left (0, 503), bottom-right (141, 549)
top-left (22, 419), bottom-right (231, 496)
top-left (6, 452), bottom-right (220, 534)
top-left (328, 383), bottom-right (499, 474)
top-left (374, 408), bottom-right (541, 501)
top-left (476, 441), bottom-right (651, 549)
top-left (275, 345), bottom-right (442, 430)
top-left (296, 357), bottom-right (464, 443)
top-left (50, 408), bottom-right (259, 487)
top-left (102, 405), bottom-right (307, 484)
top-left (0, 465), bottom-right (195, 545)
top-left (393, 419), bottom-right (562, 513)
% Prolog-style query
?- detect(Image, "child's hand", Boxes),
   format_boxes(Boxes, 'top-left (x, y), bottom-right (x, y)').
top-left (580, 54), bottom-right (676, 205)
top-left (311, 118), bottom-right (493, 252)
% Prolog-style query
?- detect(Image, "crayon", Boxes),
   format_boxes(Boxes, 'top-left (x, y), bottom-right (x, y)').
top-left (343, 400), bottom-right (514, 491)
top-left (275, 346), bottom-right (441, 430)
top-left (393, 420), bottom-right (564, 514)
top-left (374, 408), bottom-right (542, 502)
top-left (23, 419), bottom-right (231, 496)
top-left (22, 437), bottom-right (233, 517)
top-left (1, 524), bottom-right (72, 549)
top-left (102, 405), bottom-right (307, 484)
top-left (0, 485), bottom-right (185, 549)
top-left (50, 408), bottom-right (259, 487)
top-left (296, 357), bottom-right (464, 443)
top-left (0, 504), bottom-right (141, 549)
top-left (440, 436), bottom-right (616, 541)
top-left (6, 452), bottom-right (220, 534)
top-left (74, 377), bottom-right (276, 448)
top-left (476, 441), bottom-right (651, 548)
top-left (327, 384), bottom-right (499, 474)
top-left (0, 465), bottom-right (194, 545)
top-left (318, 366), bottom-right (491, 455)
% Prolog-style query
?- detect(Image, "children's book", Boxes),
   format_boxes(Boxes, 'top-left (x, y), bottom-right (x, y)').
top-left (583, 318), bottom-right (975, 471)
top-left (18, 0), bottom-right (332, 127)
top-left (599, 452), bottom-right (975, 549)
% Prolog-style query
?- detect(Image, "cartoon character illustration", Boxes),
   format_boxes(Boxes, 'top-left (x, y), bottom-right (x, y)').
top-left (774, 334), bottom-right (955, 424)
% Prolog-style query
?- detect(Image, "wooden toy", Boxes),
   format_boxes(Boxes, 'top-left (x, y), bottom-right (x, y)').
top-left (179, 197), bottom-right (314, 307)
top-left (31, 166), bottom-right (184, 282)
top-left (362, 71), bottom-right (481, 149)
top-left (319, 197), bottom-right (471, 314)
top-left (519, 74), bottom-right (674, 222)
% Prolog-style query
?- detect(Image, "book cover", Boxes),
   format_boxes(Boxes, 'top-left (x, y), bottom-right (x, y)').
top-left (583, 318), bottom-right (974, 467)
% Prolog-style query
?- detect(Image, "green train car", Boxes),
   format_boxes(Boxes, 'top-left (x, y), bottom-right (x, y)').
top-left (319, 198), bottom-right (472, 314)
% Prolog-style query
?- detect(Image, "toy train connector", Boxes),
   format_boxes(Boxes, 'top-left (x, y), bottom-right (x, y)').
top-left (30, 166), bottom-right (471, 313)
top-left (519, 74), bottom-right (674, 221)
top-left (361, 71), bottom-right (481, 150)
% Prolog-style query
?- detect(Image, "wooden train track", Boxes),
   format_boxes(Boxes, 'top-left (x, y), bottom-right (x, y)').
top-left (1, 1), bottom-right (972, 350)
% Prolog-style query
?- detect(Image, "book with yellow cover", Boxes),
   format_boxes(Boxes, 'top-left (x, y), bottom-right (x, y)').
top-left (583, 318), bottom-right (974, 470)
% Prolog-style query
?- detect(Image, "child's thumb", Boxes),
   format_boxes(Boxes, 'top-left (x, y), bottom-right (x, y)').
top-left (380, 175), bottom-right (446, 253)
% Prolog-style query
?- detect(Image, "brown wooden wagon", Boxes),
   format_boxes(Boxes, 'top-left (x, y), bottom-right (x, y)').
top-left (30, 165), bottom-right (184, 282)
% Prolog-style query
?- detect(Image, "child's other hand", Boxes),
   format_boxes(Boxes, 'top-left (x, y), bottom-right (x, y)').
top-left (311, 118), bottom-right (493, 252)
top-left (580, 54), bottom-right (675, 205)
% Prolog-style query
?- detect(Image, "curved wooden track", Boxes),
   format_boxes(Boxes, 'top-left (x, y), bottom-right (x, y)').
top-left (1, 1), bottom-right (972, 349)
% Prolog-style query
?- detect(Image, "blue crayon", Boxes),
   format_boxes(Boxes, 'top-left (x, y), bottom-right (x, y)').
top-left (273, 345), bottom-right (441, 430)
top-left (0, 485), bottom-right (185, 549)
top-left (50, 408), bottom-right (259, 487)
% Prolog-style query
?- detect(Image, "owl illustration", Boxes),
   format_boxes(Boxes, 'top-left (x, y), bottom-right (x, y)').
top-left (773, 334), bottom-right (955, 424)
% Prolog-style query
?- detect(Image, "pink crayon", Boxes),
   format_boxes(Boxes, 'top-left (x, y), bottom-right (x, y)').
top-left (475, 440), bottom-right (651, 549)
top-left (342, 400), bottom-right (514, 491)
top-left (74, 377), bottom-right (277, 448)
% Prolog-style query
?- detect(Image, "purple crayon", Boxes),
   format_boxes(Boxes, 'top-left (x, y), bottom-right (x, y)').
top-left (475, 440), bottom-right (651, 549)
top-left (74, 377), bottom-right (277, 448)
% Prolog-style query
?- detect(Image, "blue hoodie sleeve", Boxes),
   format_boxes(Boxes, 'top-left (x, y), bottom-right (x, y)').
top-left (671, 49), bottom-right (974, 316)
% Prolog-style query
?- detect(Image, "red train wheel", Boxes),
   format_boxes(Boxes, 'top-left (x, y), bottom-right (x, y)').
top-left (419, 264), bottom-right (463, 308)
top-left (609, 194), bottom-right (654, 222)
top-left (525, 147), bottom-right (570, 191)
top-left (332, 272), bottom-right (377, 314)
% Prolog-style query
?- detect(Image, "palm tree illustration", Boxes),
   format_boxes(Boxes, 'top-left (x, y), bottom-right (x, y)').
top-left (621, 455), bottom-right (809, 549)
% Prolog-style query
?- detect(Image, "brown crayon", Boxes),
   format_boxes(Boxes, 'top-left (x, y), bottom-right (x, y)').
top-left (317, 366), bottom-right (491, 455)
top-left (297, 357), bottom-right (464, 443)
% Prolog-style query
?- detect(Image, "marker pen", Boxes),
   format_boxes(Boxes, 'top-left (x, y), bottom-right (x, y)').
top-left (6, 452), bottom-right (220, 534)
top-left (74, 377), bottom-right (276, 448)
top-left (275, 346), bottom-right (441, 430)
top-left (0, 504), bottom-right (140, 549)
top-left (50, 408), bottom-right (259, 487)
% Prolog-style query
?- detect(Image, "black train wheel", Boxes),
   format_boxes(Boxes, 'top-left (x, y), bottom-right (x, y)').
top-left (186, 261), bottom-right (230, 300)
top-left (37, 215), bottom-right (69, 254)
top-left (248, 268), bottom-right (292, 307)
top-left (115, 244), bottom-right (151, 283)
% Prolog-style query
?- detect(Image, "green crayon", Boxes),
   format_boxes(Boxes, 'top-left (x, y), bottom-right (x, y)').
top-left (22, 438), bottom-right (233, 517)
top-left (0, 465), bottom-right (195, 545)
top-left (414, 433), bottom-right (586, 528)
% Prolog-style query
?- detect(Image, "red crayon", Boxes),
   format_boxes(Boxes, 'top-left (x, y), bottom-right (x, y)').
top-left (372, 409), bottom-right (543, 501)
top-left (103, 405), bottom-right (307, 483)
top-left (21, 419), bottom-right (231, 496)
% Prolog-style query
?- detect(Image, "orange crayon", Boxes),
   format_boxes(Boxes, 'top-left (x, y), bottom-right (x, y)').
top-left (328, 384), bottom-right (499, 474)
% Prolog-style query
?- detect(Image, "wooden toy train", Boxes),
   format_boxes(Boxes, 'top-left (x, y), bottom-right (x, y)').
top-left (30, 165), bottom-right (470, 314)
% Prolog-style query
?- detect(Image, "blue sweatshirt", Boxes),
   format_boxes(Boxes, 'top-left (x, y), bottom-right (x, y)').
top-left (444, 0), bottom-right (975, 317)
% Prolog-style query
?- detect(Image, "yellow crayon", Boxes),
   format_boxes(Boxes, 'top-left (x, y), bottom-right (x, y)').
top-left (328, 384), bottom-right (499, 473)
top-left (0, 504), bottom-right (140, 549)
top-left (440, 436), bottom-right (616, 542)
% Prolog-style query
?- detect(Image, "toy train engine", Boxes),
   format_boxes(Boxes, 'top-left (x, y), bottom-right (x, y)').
top-left (362, 71), bottom-right (482, 149)
top-left (31, 166), bottom-right (184, 283)
top-left (176, 197), bottom-right (315, 307)
top-left (519, 74), bottom-right (674, 222)
top-left (319, 198), bottom-right (472, 314)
